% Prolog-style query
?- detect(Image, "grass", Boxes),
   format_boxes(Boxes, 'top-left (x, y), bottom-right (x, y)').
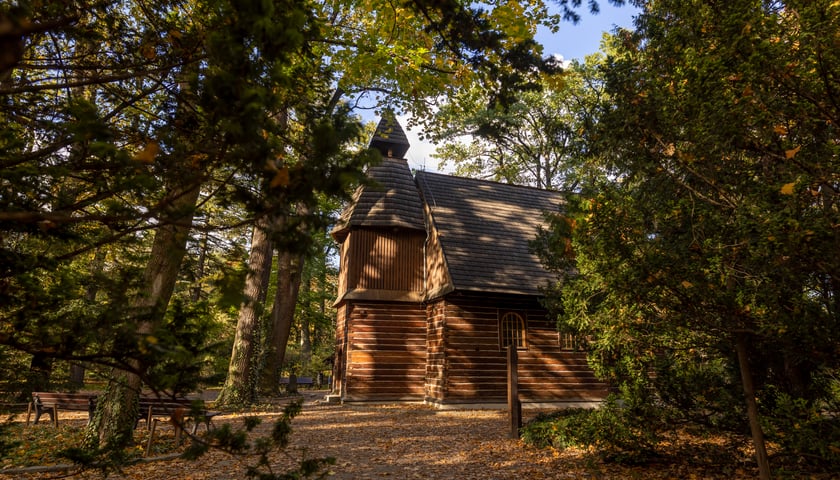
top-left (0, 416), bottom-right (184, 470)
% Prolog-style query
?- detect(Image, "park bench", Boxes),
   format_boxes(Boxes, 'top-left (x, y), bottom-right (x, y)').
top-left (137, 396), bottom-right (219, 434)
top-left (279, 376), bottom-right (314, 390)
top-left (137, 396), bottom-right (220, 456)
top-left (278, 375), bottom-right (331, 391)
top-left (28, 392), bottom-right (98, 426)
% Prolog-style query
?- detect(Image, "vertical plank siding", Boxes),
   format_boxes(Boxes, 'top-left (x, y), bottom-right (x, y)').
top-left (340, 229), bottom-right (424, 295)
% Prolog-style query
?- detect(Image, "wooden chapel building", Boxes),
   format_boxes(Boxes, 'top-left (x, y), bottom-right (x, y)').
top-left (330, 115), bottom-right (607, 407)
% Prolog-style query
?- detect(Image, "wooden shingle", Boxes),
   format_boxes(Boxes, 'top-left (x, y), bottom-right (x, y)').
top-left (416, 171), bottom-right (564, 297)
top-left (370, 112), bottom-right (410, 159)
top-left (332, 158), bottom-right (426, 238)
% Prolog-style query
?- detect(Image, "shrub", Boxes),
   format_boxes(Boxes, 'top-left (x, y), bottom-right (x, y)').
top-left (763, 390), bottom-right (840, 469)
top-left (521, 395), bottom-right (660, 463)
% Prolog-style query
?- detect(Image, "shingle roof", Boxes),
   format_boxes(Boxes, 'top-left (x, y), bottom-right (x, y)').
top-left (415, 171), bottom-right (564, 297)
top-left (370, 113), bottom-right (410, 159)
top-left (332, 158), bottom-right (426, 237)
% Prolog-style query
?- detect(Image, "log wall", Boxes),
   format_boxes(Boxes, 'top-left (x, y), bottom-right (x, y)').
top-left (424, 301), bottom-right (447, 402)
top-left (434, 293), bottom-right (608, 405)
top-left (333, 304), bottom-right (348, 397)
top-left (342, 301), bottom-right (427, 401)
top-left (336, 291), bottom-right (606, 404)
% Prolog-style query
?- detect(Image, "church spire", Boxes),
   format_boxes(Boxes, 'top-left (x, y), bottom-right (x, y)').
top-left (370, 111), bottom-right (410, 159)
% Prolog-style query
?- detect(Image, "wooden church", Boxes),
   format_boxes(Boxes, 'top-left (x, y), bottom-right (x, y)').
top-left (330, 115), bottom-right (607, 407)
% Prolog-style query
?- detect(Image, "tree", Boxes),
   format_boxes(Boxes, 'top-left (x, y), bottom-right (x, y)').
top-left (428, 51), bottom-right (609, 190)
top-left (2, 0), bottom-right (372, 450)
top-left (536, 1), bottom-right (840, 476)
top-left (215, 215), bottom-right (274, 406)
top-left (321, 0), bottom-right (563, 119)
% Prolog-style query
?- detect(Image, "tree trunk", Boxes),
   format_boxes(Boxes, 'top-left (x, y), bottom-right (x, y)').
top-left (86, 180), bottom-right (201, 450)
top-left (260, 248), bottom-right (304, 395)
top-left (26, 353), bottom-right (52, 394)
top-left (70, 249), bottom-right (107, 388)
top-left (299, 263), bottom-right (312, 366)
top-left (191, 230), bottom-right (209, 302)
top-left (735, 333), bottom-right (772, 480)
top-left (215, 215), bottom-right (275, 407)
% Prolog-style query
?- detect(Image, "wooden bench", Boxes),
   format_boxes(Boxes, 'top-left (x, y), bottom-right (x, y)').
top-left (279, 376), bottom-right (314, 390)
top-left (28, 392), bottom-right (98, 426)
top-left (137, 396), bottom-right (219, 455)
top-left (136, 397), bottom-right (218, 434)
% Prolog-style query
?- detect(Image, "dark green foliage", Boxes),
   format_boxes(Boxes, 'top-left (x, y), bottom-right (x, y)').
top-left (143, 299), bottom-right (227, 395)
top-left (533, 1), bottom-right (840, 475)
top-left (761, 390), bottom-right (840, 468)
top-left (521, 395), bottom-right (660, 463)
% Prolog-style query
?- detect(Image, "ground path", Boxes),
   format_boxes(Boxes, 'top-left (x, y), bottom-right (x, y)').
top-left (14, 391), bottom-right (758, 479)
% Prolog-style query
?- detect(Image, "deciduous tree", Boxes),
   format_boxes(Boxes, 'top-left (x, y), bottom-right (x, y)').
top-left (537, 1), bottom-right (840, 476)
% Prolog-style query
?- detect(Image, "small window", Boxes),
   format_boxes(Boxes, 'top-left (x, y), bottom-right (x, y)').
top-left (500, 312), bottom-right (526, 350)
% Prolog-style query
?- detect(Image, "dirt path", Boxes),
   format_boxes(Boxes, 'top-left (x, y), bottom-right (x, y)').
top-left (16, 392), bottom-right (758, 479)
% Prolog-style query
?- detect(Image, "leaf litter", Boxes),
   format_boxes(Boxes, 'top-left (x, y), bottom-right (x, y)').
top-left (2, 393), bottom-right (822, 479)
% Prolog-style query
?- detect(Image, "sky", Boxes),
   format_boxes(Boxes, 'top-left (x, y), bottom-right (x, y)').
top-left (397, 2), bottom-right (641, 172)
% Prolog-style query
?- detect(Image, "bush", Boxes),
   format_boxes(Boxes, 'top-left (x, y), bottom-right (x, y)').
top-left (521, 395), bottom-right (660, 463)
top-left (763, 390), bottom-right (840, 469)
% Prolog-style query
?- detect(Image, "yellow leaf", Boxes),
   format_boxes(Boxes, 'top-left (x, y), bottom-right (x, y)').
top-left (785, 145), bottom-right (801, 159)
top-left (681, 280), bottom-right (693, 289)
top-left (134, 142), bottom-right (159, 164)
top-left (780, 182), bottom-right (796, 195)
top-left (773, 125), bottom-right (787, 135)
top-left (270, 167), bottom-right (290, 188)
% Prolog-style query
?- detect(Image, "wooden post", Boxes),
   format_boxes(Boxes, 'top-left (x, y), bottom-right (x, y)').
top-left (507, 346), bottom-right (521, 439)
top-left (145, 419), bottom-right (158, 457)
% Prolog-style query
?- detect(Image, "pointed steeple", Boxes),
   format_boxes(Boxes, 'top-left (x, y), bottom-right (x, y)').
top-left (370, 111), bottom-right (410, 159)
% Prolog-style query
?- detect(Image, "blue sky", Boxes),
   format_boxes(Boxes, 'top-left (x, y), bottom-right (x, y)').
top-left (537, 1), bottom-right (639, 62)
top-left (397, 2), bottom-right (641, 171)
